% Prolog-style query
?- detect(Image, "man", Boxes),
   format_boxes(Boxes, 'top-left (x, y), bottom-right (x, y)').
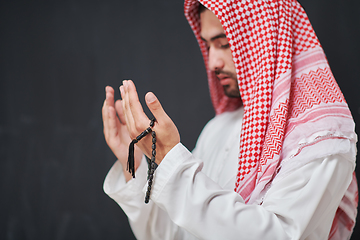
top-left (102, 0), bottom-right (357, 239)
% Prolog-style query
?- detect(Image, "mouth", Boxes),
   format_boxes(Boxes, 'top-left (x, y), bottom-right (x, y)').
top-left (217, 74), bottom-right (232, 86)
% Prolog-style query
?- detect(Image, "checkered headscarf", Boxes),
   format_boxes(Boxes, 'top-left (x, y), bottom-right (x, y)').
top-left (184, 0), bottom-right (358, 239)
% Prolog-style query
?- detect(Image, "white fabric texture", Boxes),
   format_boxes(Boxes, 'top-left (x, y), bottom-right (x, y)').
top-left (103, 0), bottom-right (358, 238)
top-left (183, 1), bottom-right (358, 238)
top-left (104, 107), bottom-right (356, 239)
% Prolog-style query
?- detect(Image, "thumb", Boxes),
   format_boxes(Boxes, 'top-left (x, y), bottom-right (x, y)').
top-left (145, 92), bottom-right (168, 121)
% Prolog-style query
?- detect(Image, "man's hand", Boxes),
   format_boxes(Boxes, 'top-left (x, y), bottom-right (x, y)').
top-left (102, 86), bottom-right (143, 182)
top-left (120, 80), bottom-right (180, 165)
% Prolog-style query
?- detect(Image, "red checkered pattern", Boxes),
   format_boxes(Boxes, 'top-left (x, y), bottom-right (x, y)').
top-left (184, 0), bottom-right (357, 238)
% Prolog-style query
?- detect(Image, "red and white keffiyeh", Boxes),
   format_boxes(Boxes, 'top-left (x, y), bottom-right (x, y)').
top-left (184, 0), bottom-right (358, 239)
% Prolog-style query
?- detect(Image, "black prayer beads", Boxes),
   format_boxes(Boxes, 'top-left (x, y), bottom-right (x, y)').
top-left (127, 118), bottom-right (157, 204)
top-left (145, 131), bottom-right (156, 203)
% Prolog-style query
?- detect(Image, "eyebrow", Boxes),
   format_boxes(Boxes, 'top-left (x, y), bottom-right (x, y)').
top-left (200, 33), bottom-right (227, 42)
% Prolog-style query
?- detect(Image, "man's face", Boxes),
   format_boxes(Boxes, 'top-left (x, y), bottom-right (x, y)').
top-left (200, 9), bottom-right (240, 98)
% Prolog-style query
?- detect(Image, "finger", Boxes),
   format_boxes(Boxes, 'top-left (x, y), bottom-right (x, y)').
top-left (120, 84), bottom-right (135, 132)
top-left (102, 99), bottom-right (111, 139)
top-left (125, 80), bottom-right (149, 129)
top-left (107, 105), bottom-right (119, 140)
top-left (103, 86), bottom-right (115, 137)
top-left (115, 99), bottom-right (126, 125)
top-left (105, 86), bottom-right (115, 108)
top-left (145, 92), bottom-right (169, 125)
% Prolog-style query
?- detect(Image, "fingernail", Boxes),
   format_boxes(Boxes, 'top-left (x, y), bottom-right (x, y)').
top-left (119, 85), bottom-right (124, 96)
top-left (145, 92), bottom-right (157, 103)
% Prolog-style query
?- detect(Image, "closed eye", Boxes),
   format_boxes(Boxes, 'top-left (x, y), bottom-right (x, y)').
top-left (220, 43), bottom-right (230, 49)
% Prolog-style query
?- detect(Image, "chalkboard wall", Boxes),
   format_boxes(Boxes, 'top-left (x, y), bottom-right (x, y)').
top-left (1, 0), bottom-right (359, 239)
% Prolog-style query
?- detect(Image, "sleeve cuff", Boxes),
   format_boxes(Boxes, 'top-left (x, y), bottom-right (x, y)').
top-left (103, 155), bottom-right (148, 202)
top-left (143, 143), bottom-right (194, 201)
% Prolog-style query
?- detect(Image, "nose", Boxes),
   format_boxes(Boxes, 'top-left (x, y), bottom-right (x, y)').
top-left (208, 48), bottom-right (224, 72)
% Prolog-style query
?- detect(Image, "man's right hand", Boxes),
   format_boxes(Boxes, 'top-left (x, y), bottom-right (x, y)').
top-left (102, 86), bottom-right (143, 182)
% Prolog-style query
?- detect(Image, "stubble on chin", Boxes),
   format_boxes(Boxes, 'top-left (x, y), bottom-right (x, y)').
top-left (224, 86), bottom-right (241, 98)
top-left (215, 70), bottom-right (240, 98)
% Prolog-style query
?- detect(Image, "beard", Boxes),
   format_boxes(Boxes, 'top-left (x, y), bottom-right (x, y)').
top-left (215, 70), bottom-right (241, 98)
top-left (223, 85), bottom-right (241, 98)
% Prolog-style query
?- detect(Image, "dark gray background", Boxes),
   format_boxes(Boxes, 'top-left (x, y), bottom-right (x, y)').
top-left (0, 0), bottom-right (359, 239)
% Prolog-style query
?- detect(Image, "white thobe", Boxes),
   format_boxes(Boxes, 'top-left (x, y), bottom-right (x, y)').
top-left (104, 107), bottom-right (355, 240)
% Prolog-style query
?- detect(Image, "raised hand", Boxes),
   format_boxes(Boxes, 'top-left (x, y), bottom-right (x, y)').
top-left (120, 80), bottom-right (180, 165)
top-left (102, 86), bottom-right (143, 181)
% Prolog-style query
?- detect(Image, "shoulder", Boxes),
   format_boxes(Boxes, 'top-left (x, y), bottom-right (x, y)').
top-left (203, 107), bottom-right (244, 132)
top-left (194, 107), bottom-right (244, 150)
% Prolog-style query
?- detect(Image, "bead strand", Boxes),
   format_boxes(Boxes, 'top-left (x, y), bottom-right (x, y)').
top-left (145, 131), bottom-right (156, 203)
top-left (127, 118), bottom-right (157, 203)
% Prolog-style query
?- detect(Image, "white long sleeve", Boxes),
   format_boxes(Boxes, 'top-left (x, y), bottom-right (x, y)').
top-left (104, 108), bottom-right (356, 239)
top-left (104, 156), bottom-right (190, 239)
top-left (149, 142), bottom-right (354, 240)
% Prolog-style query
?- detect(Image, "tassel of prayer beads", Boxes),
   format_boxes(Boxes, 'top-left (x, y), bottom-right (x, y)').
top-left (127, 118), bottom-right (156, 203)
